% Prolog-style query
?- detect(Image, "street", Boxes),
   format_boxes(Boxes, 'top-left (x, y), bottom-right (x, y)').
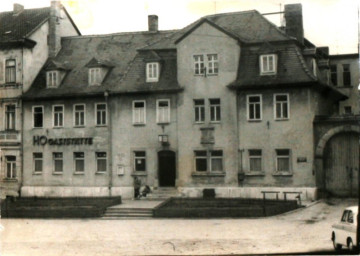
top-left (0, 198), bottom-right (357, 255)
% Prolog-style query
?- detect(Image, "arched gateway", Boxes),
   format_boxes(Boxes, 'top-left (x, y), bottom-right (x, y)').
top-left (315, 125), bottom-right (359, 196)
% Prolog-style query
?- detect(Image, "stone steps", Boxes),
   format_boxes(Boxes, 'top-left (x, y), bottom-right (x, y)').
top-left (102, 207), bottom-right (153, 218)
top-left (145, 187), bottom-right (178, 200)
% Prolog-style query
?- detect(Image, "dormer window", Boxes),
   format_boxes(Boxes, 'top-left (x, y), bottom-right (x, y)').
top-left (146, 62), bottom-right (159, 82)
top-left (89, 68), bottom-right (102, 86)
top-left (260, 54), bottom-right (277, 75)
top-left (47, 71), bottom-right (59, 88)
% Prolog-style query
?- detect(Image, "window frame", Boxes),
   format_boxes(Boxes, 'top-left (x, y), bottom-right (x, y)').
top-left (275, 149), bottom-right (291, 174)
top-left (330, 65), bottom-right (337, 86)
top-left (342, 64), bottom-right (351, 87)
top-left (209, 98), bottom-right (221, 122)
top-left (156, 99), bottom-right (170, 124)
top-left (133, 151), bottom-right (146, 172)
top-left (207, 54), bottom-right (219, 75)
top-left (46, 70), bottom-right (59, 88)
top-left (5, 59), bottom-right (16, 83)
top-left (146, 62), bottom-right (159, 82)
top-left (209, 150), bottom-right (223, 172)
top-left (248, 149), bottom-right (262, 173)
top-left (132, 100), bottom-right (146, 125)
top-left (89, 67), bottom-right (102, 86)
top-left (194, 99), bottom-right (205, 123)
top-left (247, 94), bottom-right (262, 121)
top-left (260, 54), bottom-right (277, 75)
top-left (5, 155), bottom-right (16, 179)
top-left (194, 150), bottom-right (224, 173)
top-left (193, 54), bottom-right (205, 75)
top-left (33, 152), bottom-right (43, 174)
top-left (274, 93), bottom-right (290, 120)
top-left (32, 105), bottom-right (44, 128)
top-left (95, 103), bottom-right (107, 126)
top-left (74, 152), bottom-right (85, 174)
top-left (52, 105), bottom-right (64, 128)
top-left (4, 103), bottom-right (16, 131)
top-left (194, 150), bottom-right (208, 172)
top-left (73, 104), bottom-right (86, 127)
top-left (96, 152), bottom-right (107, 173)
top-left (53, 152), bottom-right (63, 174)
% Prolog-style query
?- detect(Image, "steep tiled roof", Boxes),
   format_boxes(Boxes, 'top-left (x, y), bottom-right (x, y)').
top-left (23, 31), bottom-right (181, 99)
top-left (0, 7), bottom-right (50, 42)
top-left (142, 10), bottom-right (290, 50)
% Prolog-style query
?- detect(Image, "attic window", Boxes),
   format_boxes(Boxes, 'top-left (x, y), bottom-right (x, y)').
top-left (146, 62), bottom-right (159, 82)
top-left (260, 54), bottom-right (277, 75)
top-left (312, 58), bottom-right (317, 77)
top-left (47, 71), bottom-right (59, 88)
top-left (89, 68), bottom-right (102, 86)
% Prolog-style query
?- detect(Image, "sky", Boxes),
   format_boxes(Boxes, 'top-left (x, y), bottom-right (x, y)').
top-left (0, 0), bottom-right (359, 54)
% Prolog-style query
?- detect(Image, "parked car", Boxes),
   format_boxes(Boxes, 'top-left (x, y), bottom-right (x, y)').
top-left (331, 206), bottom-right (358, 251)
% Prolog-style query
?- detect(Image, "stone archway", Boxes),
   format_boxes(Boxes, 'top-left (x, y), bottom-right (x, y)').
top-left (314, 125), bottom-right (360, 196)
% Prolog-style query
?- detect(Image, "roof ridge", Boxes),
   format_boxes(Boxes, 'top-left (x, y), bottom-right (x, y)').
top-left (0, 6), bottom-right (50, 14)
top-left (61, 30), bottom-right (178, 40)
top-left (204, 9), bottom-right (257, 19)
top-left (255, 9), bottom-right (292, 41)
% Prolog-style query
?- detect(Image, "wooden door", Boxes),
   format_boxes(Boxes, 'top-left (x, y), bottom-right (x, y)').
top-left (158, 150), bottom-right (176, 187)
top-left (324, 132), bottom-right (359, 196)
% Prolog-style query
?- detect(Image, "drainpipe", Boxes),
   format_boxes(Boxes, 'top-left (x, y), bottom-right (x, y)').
top-left (19, 47), bottom-right (24, 197)
top-left (104, 90), bottom-right (112, 197)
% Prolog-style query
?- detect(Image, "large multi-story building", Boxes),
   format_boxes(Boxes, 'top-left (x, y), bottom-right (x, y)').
top-left (19, 4), bottom-right (359, 200)
top-left (0, 1), bottom-right (80, 198)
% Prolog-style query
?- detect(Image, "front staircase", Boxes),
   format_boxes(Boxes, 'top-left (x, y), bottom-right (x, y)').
top-left (102, 187), bottom-right (178, 219)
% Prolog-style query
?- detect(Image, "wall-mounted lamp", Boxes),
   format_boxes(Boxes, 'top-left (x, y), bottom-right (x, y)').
top-left (158, 134), bottom-right (169, 146)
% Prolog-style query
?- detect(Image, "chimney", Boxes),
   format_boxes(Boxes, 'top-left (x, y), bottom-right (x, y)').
top-left (148, 15), bottom-right (158, 32)
top-left (13, 3), bottom-right (24, 15)
top-left (48, 1), bottom-right (61, 58)
top-left (284, 4), bottom-right (304, 45)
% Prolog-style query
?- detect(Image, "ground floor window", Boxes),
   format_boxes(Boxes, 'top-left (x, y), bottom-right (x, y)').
top-left (53, 152), bottom-right (63, 173)
top-left (194, 150), bottom-right (223, 172)
top-left (134, 151), bottom-right (146, 172)
top-left (5, 156), bottom-right (16, 179)
top-left (33, 153), bottom-right (43, 174)
top-left (249, 149), bottom-right (262, 172)
top-left (96, 152), bottom-right (107, 173)
top-left (74, 152), bottom-right (85, 173)
top-left (276, 149), bottom-right (291, 172)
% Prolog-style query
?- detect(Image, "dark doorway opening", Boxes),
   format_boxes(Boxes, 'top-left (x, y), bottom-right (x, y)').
top-left (158, 150), bottom-right (176, 187)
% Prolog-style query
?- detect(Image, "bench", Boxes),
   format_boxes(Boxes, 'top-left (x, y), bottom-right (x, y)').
top-left (261, 191), bottom-right (280, 201)
top-left (283, 191), bottom-right (302, 205)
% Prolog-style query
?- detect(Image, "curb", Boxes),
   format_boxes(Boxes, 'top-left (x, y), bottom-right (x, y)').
top-left (272, 199), bottom-right (323, 217)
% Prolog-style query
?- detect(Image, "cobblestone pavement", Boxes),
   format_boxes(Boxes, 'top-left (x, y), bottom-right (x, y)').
top-left (0, 198), bottom-right (357, 256)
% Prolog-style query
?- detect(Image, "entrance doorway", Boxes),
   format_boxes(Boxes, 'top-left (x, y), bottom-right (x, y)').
top-left (324, 132), bottom-right (359, 196)
top-left (158, 150), bottom-right (176, 187)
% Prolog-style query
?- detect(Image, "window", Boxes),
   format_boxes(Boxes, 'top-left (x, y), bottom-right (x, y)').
top-left (47, 71), bottom-right (58, 88)
top-left (33, 153), bottom-right (43, 174)
top-left (146, 63), bottom-right (159, 82)
top-left (274, 94), bottom-right (289, 120)
top-left (210, 150), bottom-right (223, 172)
top-left (53, 152), bottom-right (63, 173)
top-left (5, 104), bottom-right (16, 130)
top-left (194, 99), bottom-right (205, 123)
top-left (5, 59), bottom-right (16, 83)
top-left (311, 58), bottom-right (317, 77)
top-left (53, 105), bottom-right (64, 127)
top-left (156, 99), bottom-right (170, 123)
top-left (344, 106), bottom-right (352, 115)
top-left (341, 211), bottom-right (348, 222)
top-left (276, 149), bottom-right (290, 173)
top-left (96, 152), bottom-right (107, 173)
top-left (5, 156), bottom-right (16, 179)
top-left (209, 98), bottom-right (221, 122)
top-left (89, 68), bottom-right (101, 85)
top-left (95, 103), bottom-right (107, 126)
top-left (342, 64), bottom-right (351, 86)
top-left (260, 54), bottom-right (277, 75)
top-left (247, 95), bottom-right (262, 121)
top-left (133, 101), bottom-right (146, 124)
top-left (194, 55), bottom-right (205, 75)
top-left (33, 106), bottom-right (44, 128)
top-left (207, 54), bottom-right (218, 75)
top-left (74, 152), bottom-right (85, 173)
top-left (74, 104), bottom-right (85, 127)
top-left (347, 211), bottom-right (354, 223)
top-left (330, 65), bottom-right (337, 85)
top-left (195, 151), bottom-right (207, 172)
top-left (134, 151), bottom-right (146, 172)
top-left (194, 150), bottom-right (223, 172)
top-left (249, 149), bottom-right (262, 172)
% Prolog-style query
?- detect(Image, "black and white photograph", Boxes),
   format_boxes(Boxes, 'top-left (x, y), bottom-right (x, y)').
top-left (0, 0), bottom-right (359, 255)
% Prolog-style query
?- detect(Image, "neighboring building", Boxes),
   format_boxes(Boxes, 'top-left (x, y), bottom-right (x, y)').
top-left (0, 2), bottom-right (80, 198)
top-left (20, 4), bottom-right (359, 200)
